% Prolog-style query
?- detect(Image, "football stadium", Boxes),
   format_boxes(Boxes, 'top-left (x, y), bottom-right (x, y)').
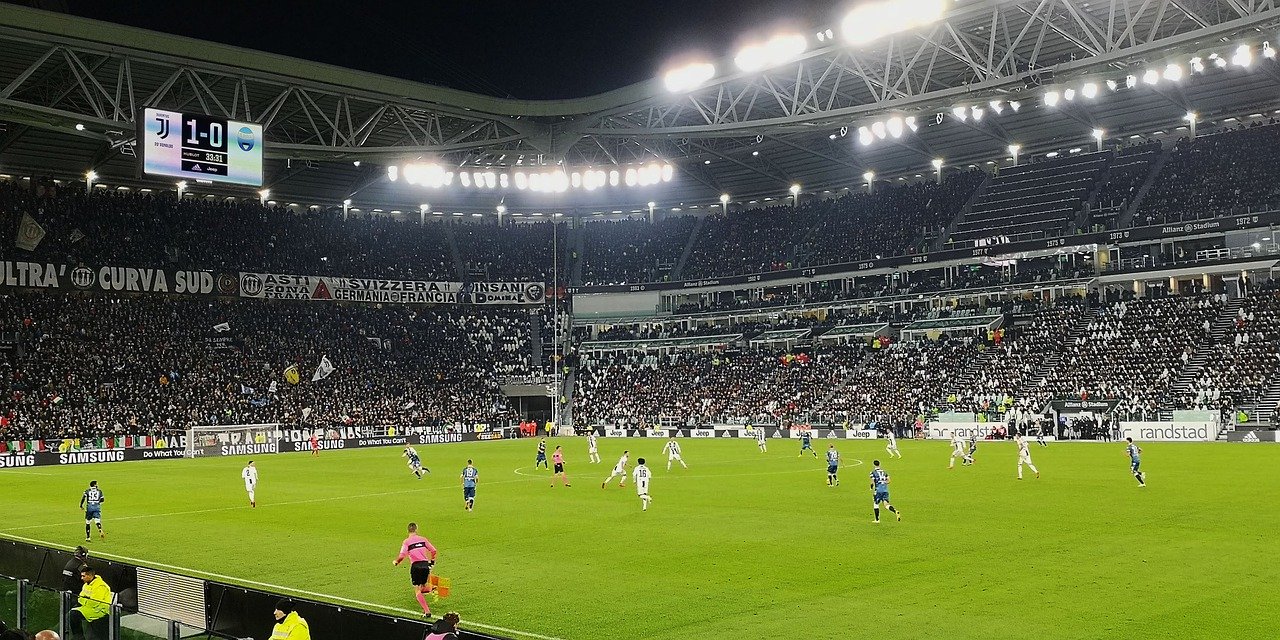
top-left (1, 1), bottom-right (1279, 638)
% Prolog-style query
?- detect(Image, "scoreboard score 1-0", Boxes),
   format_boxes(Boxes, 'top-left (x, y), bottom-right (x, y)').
top-left (140, 108), bottom-right (264, 187)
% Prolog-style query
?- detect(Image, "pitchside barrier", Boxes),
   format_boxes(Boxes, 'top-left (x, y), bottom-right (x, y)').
top-left (587, 426), bottom-right (881, 439)
top-left (924, 421), bottom-right (1218, 442)
top-left (0, 427), bottom-right (518, 469)
top-left (0, 539), bottom-right (505, 640)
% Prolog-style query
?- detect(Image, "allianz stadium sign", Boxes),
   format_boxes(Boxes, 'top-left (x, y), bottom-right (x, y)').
top-left (238, 272), bottom-right (545, 305)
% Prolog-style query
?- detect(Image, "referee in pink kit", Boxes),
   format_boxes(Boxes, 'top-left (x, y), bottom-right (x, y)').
top-left (392, 522), bottom-right (439, 618)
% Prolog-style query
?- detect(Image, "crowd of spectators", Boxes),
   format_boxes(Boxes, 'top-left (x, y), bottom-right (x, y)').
top-left (452, 221), bottom-right (567, 283)
top-left (1176, 291), bottom-right (1280, 412)
top-left (1135, 123), bottom-right (1280, 226)
top-left (0, 293), bottom-right (530, 440)
top-left (580, 217), bottom-right (697, 285)
top-left (1091, 141), bottom-right (1162, 228)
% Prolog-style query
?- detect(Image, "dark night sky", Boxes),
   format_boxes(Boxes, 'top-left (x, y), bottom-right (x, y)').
top-left (54, 0), bottom-right (842, 100)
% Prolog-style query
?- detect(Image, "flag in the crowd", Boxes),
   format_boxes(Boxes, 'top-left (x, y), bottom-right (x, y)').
top-left (239, 384), bottom-right (255, 395)
top-left (367, 337), bottom-right (383, 349)
top-left (268, 380), bottom-right (278, 394)
top-left (15, 213), bottom-right (46, 251)
top-left (312, 355), bottom-right (334, 381)
top-left (283, 364), bottom-right (301, 385)
top-left (213, 322), bottom-right (231, 333)
top-left (69, 228), bottom-right (86, 243)
top-left (403, 401), bottom-right (416, 410)
top-left (301, 407), bottom-right (313, 421)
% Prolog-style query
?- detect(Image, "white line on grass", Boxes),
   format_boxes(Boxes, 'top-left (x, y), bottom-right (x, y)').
top-left (0, 531), bottom-right (566, 640)
top-left (0, 475), bottom-right (545, 533)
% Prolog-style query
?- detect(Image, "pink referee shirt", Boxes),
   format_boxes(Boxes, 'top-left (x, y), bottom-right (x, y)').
top-left (396, 534), bottom-right (437, 564)
top-left (553, 450), bottom-right (564, 464)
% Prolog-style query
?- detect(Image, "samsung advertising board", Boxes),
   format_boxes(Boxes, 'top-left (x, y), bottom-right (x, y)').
top-left (140, 108), bottom-right (264, 187)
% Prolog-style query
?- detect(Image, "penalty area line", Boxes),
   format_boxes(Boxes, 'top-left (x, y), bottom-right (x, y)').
top-left (0, 531), bottom-right (566, 640)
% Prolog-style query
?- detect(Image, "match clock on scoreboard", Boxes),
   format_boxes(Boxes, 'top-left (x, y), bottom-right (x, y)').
top-left (139, 108), bottom-right (264, 187)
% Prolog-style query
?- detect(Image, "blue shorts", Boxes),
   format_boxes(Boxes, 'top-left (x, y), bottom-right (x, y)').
top-left (801, 442), bottom-right (813, 450)
top-left (536, 453), bottom-right (547, 461)
top-left (463, 486), bottom-right (476, 500)
top-left (873, 491), bottom-right (890, 504)
top-left (1130, 460), bottom-right (1141, 472)
top-left (827, 464), bottom-right (838, 474)
top-left (85, 506), bottom-right (101, 520)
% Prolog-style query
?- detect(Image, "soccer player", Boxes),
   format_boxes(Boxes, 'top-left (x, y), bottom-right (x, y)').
top-left (633, 457), bottom-right (652, 511)
top-left (551, 446), bottom-right (571, 487)
top-left (755, 427), bottom-right (767, 452)
top-left (798, 430), bottom-right (817, 457)
top-left (948, 434), bottom-right (971, 469)
top-left (1016, 434), bottom-right (1040, 480)
top-left (967, 434), bottom-right (979, 464)
top-left (602, 450), bottom-right (629, 488)
top-left (587, 432), bottom-right (601, 464)
top-left (869, 460), bottom-right (902, 523)
top-left (460, 460), bottom-right (478, 511)
top-left (392, 522), bottom-right (439, 618)
top-left (404, 445), bottom-right (428, 479)
top-left (884, 428), bottom-right (902, 459)
top-left (79, 481), bottom-right (105, 542)
top-left (1125, 437), bottom-right (1146, 487)
top-left (309, 433), bottom-right (320, 458)
top-left (663, 437), bottom-right (687, 471)
top-left (242, 461), bottom-right (258, 508)
top-left (535, 438), bottom-right (549, 469)
top-left (825, 444), bottom-right (840, 486)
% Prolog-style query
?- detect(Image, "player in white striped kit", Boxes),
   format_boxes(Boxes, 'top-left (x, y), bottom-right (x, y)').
top-left (755, 427), bottom-right (767, 452)
top-left (633, 458), bottom-right (652, 511)
top-left (587, 432), bottom-right (601, 464)
top-left (602, 450), bottom-right (629, 488)
top-left (948, 434), bottom-right (972, 469)
top-left (1016, 434), bottom-right (1040, 479)
top-left (663, 437), bottom-right (687, 471)
top-left (884, 429), bottom-right (902, 459)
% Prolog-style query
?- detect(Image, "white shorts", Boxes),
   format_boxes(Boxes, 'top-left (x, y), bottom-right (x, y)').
top-left (1019, 453), bottom-right (1033, 464)
top-left (636, 481), bottom-right (649, 496)
top-left (588, 446), bottom-right (597, 454)
top-left (611, 466), bottom-right (625, 476)
top-left (886, 441), bottom-right (898, 449)
top-left (668, 453), bottom-right (682, 461)
top-left (244, 482), bottom-right (255, 493)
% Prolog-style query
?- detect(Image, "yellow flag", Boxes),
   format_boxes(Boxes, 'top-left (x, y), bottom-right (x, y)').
top-left (284, 364), bottom-right (301, 385)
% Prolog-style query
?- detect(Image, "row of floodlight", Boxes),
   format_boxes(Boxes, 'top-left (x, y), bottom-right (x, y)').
top-left (664, 0), bottom-right (948, 92)
top-left (390, 163), bottom-right (675, 193)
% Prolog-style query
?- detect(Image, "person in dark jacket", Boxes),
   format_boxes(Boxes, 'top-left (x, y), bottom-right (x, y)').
top-left (60, 547), bottom-right (89, 593)
top-left (424, 612), bottom-right (460, 640)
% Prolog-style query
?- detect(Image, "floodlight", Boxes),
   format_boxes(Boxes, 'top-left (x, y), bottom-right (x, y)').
top-left (1106, 79), bottom-right (1118, 91)
top-left (1164, 63), bottom-right (1184, 82)
top-left (858, 126), bottom-right (874, 146)
top-left (648, 201), bottom-right (656, 208)
top-left (609, 170), bottom-right (620, 186)
top-left (1210, 53), bottom-right (1226, 68)
top-left (886, 116), bottom-right (904, 138)
top-left (664, 62), bottom-right (716, 92)
top-left (989, 100), bottom-right (1003, 114)
top-left (1184, 111), bottom-right (1198, 123)
top-left (342, 198), bottom-right (351, 206)
top-left (1081, 82), bottom-right (1098, 99)
top-left (1232, 44), bottom-right (1253, 68)
top-left (459, 171), bottom-right (472, 187)
top-left (258, 189), bottom-right (270, 200)
top-left (863, 171), bottom-right (875, 182)
top-left (1142, 69), bottom-right (1160, 85)
top-left (735, 33), bottom-right (807, 72)
top-left (951, 106), bottom-right (968, 121)
top-left (515, 172), bottom-right (528, 190)
top-left (571, 172), bottom-right (582, 188)
top-left (1044, 90), bottom-right (1060, 107)
top-left (1125, 74), bottom-right (1137, 88)
top-left (1092, 128), bottom-right (1104, 140)
top-left (1008, 100), bottom-right (1021, 112)
top-left (871, 121), bottom-right (887, 139)
top-left (971, 106), bottom-right (985, 121)
top-left (1007, 144), bottom-right (1021, 154)
top-left (496, 204), bottom-right (506, 214)
top-left (720, 193), bottom-right (730, 205)
top-left (625, 168), bottom-right (638, 187)
top-left (85, 170), bottom-right (98, 181)
top-left (931, 158), bottom-right (943, 170)
top-left (842, 0), bottom-right (946, 45)
top-left (1264, 42), bottom-right (1275, 59)
top-left (662, 164), bottom-right (674, 181)
top-left (1063, 88), bottom-right (1076, 101)
top-left (1189, 57), bottom-right (1205, 73)
top-left (905, 116), bottom-right (918, 131)
top-left (387, 165), bottom-right (398, 182)
top-left (789, 184), bottom-right (801, 195)
top-left (75, 123), bottom-right (85, 131)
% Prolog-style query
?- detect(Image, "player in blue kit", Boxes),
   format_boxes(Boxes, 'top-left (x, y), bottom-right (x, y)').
top-left (869, 460), bottom-right (901, 523)
top-left (798, 430), bottom-right (817, 457)
top-left (1125, 437), bottom-right (1146, 487)
top-left (535, 438), bottom-right (549, 469)
top-left (825, 444), bottom-right (840, 486)
top-left (80, 480), bottom-right (105, 542)
top-left (460, 460), bottom-right (479, 511)
top-left (403, 445), bottom-right (428, 479)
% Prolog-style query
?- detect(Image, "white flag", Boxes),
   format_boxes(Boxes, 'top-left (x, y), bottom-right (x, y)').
top-left (301, 407), bottom-right (313, 421)
top-left (15, 213), bottom-right (46, 251)
top-left (213, 322), bottom-right (231, 333)
top-left (69, 228), bottom-right (86, 244)
top-left (312, 355), bottom-right (334, 382)
top-left (268, 380), bottom-right (278, 394)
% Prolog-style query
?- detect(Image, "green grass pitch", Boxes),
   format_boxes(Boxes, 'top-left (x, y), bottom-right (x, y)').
top-left (1, 437), bottom-right (1277, 640)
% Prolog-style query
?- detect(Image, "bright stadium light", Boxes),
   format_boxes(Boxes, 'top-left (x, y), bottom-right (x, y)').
top-left (858, 126), bottom-right (874, 146)
top-left (863, 170), bottom-right (875, 193)
top-left (85, 170), bottom-right (98, 189)
top-left (886, 116), bottom-right (904, 138)
top-left (664, 62), bottom-right (716, 93)
top-left (989, 100), bottom-right (1004, 114)
top-left (872, 121), bottom-right (887, 139)
top-left (931, 158), bottom-right (943, 183)
top-left (1092, 128), bottom-right (1105, 151)
top-left (387, 165), bottom-right (398, 182)
top-left (1142, 69), bottom-right (1160, 85)
top-left (1186, 111), bottom-right (1198, 137)
top-left (971, 106), bottom-right (985, 121)
top-left (460, 171), bottom-right (472, 187)
top-left (719, 193), bottom-right (730, 208)
top-left (842, 0), bottom-right (946, 45)
top-left (608, 170), bottom-right (620, 186)
top-left (951, 106), bottom-right (968, 121)
top-left (496, 204), bottom-right (506, 214)
top-left (1106, 79), bottom-right (1118, 91)
top-left (735, 33), bottom-right (807, 72)
top-left (1044, 90), bottom-right (1060, 107)
top-left (1008, 100), bottom-right (1021, 112)
top-left (789, 183), bottom-right (801, 195)
top-left (905, 116), bottom-right (918, 131)
top-left (258, 189), bottom-right (270, 204)
top-left (1125, 74), bottom-right (1138, 88)
top-left (1063, 88), bottom-right (1076, 101)
top-left (1164, 63), bottom-right (1184, 82)
top-left (1189, 56), bottom-right (1205, 73)
top-left (75, 123), bottom-right (85, 131)
top-left (1264, 42), bottom-right (1276, 59)
top-left (1232, 44), bottom-right (1253, 68)
top-left (1008, 144), bottom-right (1021, 165)
top-left (1081, 82), bottom-right (1098, 99)
top-left (1210, 52), bottom-right (1226, 68)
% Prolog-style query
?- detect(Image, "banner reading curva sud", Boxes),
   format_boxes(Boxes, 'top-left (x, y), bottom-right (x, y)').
top-left (238, 272), bottom-right (545, 305)
top-left (0, 260), bottom-right (220, 295)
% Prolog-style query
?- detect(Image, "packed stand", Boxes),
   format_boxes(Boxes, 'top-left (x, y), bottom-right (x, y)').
top-left (453, 221), bottom-right (565, 282)
top-left (1091, 141), bottom-right (1162, 229)
top-left (1177, 291), bottom-right (1280, 413)
top-left (0, 293), bottom-right (522, 441)
top-left (1135, 124), bottom-right (1280, 226)
top-left (1, 183), bottom-right (455, 280)
top-left (580, 217), bottom-right (697, 285)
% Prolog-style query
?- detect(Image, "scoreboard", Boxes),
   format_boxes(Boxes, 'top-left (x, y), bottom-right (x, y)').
top-left (139, 108), bottom-right (264, 187)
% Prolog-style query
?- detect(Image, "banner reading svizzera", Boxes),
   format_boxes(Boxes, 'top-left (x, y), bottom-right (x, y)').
top-left (238, 272), bottom-right (545, 305)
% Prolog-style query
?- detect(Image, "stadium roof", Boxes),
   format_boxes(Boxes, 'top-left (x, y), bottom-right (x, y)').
top-left (2, 1), bottom-right (1280, 214)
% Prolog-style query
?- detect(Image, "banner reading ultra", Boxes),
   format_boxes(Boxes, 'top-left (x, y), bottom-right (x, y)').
top-left (238, 272), bottom-right (545, 305)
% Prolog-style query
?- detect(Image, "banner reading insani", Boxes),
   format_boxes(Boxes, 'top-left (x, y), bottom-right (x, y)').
top-left (238, 272), bottom-right (545, 305)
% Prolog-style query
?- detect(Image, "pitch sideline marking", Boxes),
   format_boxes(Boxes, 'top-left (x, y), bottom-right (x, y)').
top-left (0, 531), bottom-right (565, 640)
